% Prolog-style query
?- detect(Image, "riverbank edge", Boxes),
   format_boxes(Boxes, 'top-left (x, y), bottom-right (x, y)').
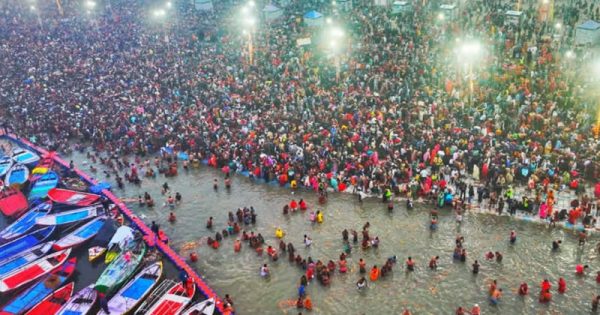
top-left (195, 158), bottom-right (600, 235)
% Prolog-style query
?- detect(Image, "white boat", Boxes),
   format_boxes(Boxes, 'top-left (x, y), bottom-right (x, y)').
top-left (56, 284), bottom-right (97, 315)
top-left (0, 157), bottom-right (13, 178)
top-left (11, 147), bottom-right (40, 166)
top-left (182, 298), bottom-right (216, 315)
top-left (54, 216), bottom-right (108, 250)
top-left (104, 225), bottom-right (134, 264)
top-left (135, 280), bottom-right (196, 315)
top-left (35, 205), bottom-right (102, 226)
top-left (5, 163), bottom-right (30, 186)
top-left (99, 262), bottom-right (163, 314)
top-left (0, 248), bottom-right (71, 292)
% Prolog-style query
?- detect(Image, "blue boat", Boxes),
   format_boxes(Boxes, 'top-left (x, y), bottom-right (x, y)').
top-left (0, 226), bottom-right (55, 261)
top-left (0, 157), bottom-right (12, 178)
top-left (0, 201), bottom-right (52, 241)
top-left (0, 257), bottom-right (76, 315)
top-left (11, 147), bottom-right (40, 166)
top-left (35, 206), bottom-right (102, 226)
top-left (5, 164), bottom-right (29, 186)
top-left (54, 216), bottom-right (108, 250)
top-left (28, 171), bottom-right (60, 200)
top-left (0, 242), bottom-right (54, 277)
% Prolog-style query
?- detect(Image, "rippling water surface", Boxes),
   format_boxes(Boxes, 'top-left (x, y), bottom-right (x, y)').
top-left (70, 152), bottom-right (600, 315)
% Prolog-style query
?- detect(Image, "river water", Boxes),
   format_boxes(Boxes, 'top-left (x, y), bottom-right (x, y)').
top-left (68, 152), bottom-right (599, 315)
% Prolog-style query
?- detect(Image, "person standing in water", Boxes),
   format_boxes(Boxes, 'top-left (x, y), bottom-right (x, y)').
top-left (472, 260), bottom-right (480, 274)
top-left (509, 230), bottom-right (517, 244)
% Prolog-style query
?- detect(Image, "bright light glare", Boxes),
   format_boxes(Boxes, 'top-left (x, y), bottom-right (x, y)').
top-left (244, 17), bottom-right (256, 26)
top-left (543, 0), bottom-right (549, 3)
top-left (166, 2), bottom-right (172, 8)
top-left (86, 0), bottom-right (96, 8)
top-left (153, 9), bottom-right (166, 17)
top-left (565, 50), bottom-right (575, 59)
top-left (593, 59), bottom-right (600, 77)
top-left (326, 17), bottom-right (333, 24)
top-left (555, 22), bottom-right (562, 29)
top-left (248, 0), bottom-right (255, 7)
top-left (30, 5), bottom-right (36, 11)
top-left (438, 13), bottom-right (445, 20)
top-left (459, 41), bottom-right (482, 57)
top-left (330, 27), bottom-right (344, 38)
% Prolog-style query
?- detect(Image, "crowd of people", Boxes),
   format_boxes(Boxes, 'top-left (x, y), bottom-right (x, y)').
top-left (1, 0), bottom-right (599, 219)
top-left (2, 0), bottom-right (600, 313)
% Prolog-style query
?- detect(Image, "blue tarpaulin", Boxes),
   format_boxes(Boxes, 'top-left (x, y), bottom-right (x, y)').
top-left (90, 182), bottom-right (112, 194)
top-left (304, 10), bottom-right (322, 19)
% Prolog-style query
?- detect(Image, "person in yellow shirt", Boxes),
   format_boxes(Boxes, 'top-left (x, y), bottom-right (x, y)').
top-left (316, 211), bottom-right (323, 223)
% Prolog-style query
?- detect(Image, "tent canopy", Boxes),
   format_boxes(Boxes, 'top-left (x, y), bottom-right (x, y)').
top-left (304, 10), bottom-right (322, 19)
top-left (263, 4), bottom-right (281, 13)
top-left (578, 20), bottom-right (600, 30)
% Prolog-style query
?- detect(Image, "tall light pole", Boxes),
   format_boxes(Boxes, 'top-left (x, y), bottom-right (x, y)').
top-left (29, 5), bottom-right (43, 28)
top-left (456, 41), bottom-right (483, 107)
top-left (240, 1), bottom-right (257, 66)
top-left (326, 25), bottom-right (345, 82)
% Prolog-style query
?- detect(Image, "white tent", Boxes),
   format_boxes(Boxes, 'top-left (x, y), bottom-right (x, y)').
top-left (303, 10), bottom-right (323, 27)
top-left (263, 4), bottom-right (283, 22)
top-left (277, 0), bottom-right (292, 7)
top-left (337, 0), bottom-right (352, 11)
top-left (373, 0), bottom-right (390, 6)
top-left (440, 4), bottom-right (457, 20)
top-left (576, 20), bottom-right (600, 46)
top-left (505, 10), bottom-right (523, 26)
top-left (193, 0), bottom-right (213, 11)
top-left (392, 1), bottom-right (412, 14)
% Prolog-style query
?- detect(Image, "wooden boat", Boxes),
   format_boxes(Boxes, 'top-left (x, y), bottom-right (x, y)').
top-left (56, 284), bottom-right (97, 315)
top-left (53, 216), bottom-right (108, 251)
top-left (95, 241), bottom-right (146, 294)
top-left (31, 153), bottom-right (55, 176)
top-left (99, 262), bottom-right (163, 315)
top-left (35, 206), bottom-right (102, 226)
top-left (0, 157), bottom-right (13, 178)
top-left (0, 257), bottom-right (76, 315)
top-left (135, 280), bottom-right (196, 315)
top-left (47, 188), bottom-right (100, 207)
top-left (88, 246), bottom-right (107, 262)
top-left (5, 164), bottom-right (30, 187)
top-left (104, 225), bottom-right (134, 264)
top-left (0, 201), bottom-right (52, 241)
top-left (0, 242), bottom-right (54, 277)
top-left (136, 282), bottom-right (196, 315)
top-left (0, 248), bottom-right (71, 293)
top-left (11, 147), bottom-right (40, 166)
top-left (181, 299), bottom-right (216, 315)
top-left (0, 226), bottom-right (55, 261)
top-left (25, 282), bottom-right (74, 315)
top-left (28, 171), bottom-right (60, 200)
top-left (0, 187), bottom-right (28, 217)
top-left (61, 178), bottom-right (88, 192)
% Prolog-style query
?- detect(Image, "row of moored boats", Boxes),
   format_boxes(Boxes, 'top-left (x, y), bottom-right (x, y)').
top-left (0, 145), bottom-right (215, 314)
